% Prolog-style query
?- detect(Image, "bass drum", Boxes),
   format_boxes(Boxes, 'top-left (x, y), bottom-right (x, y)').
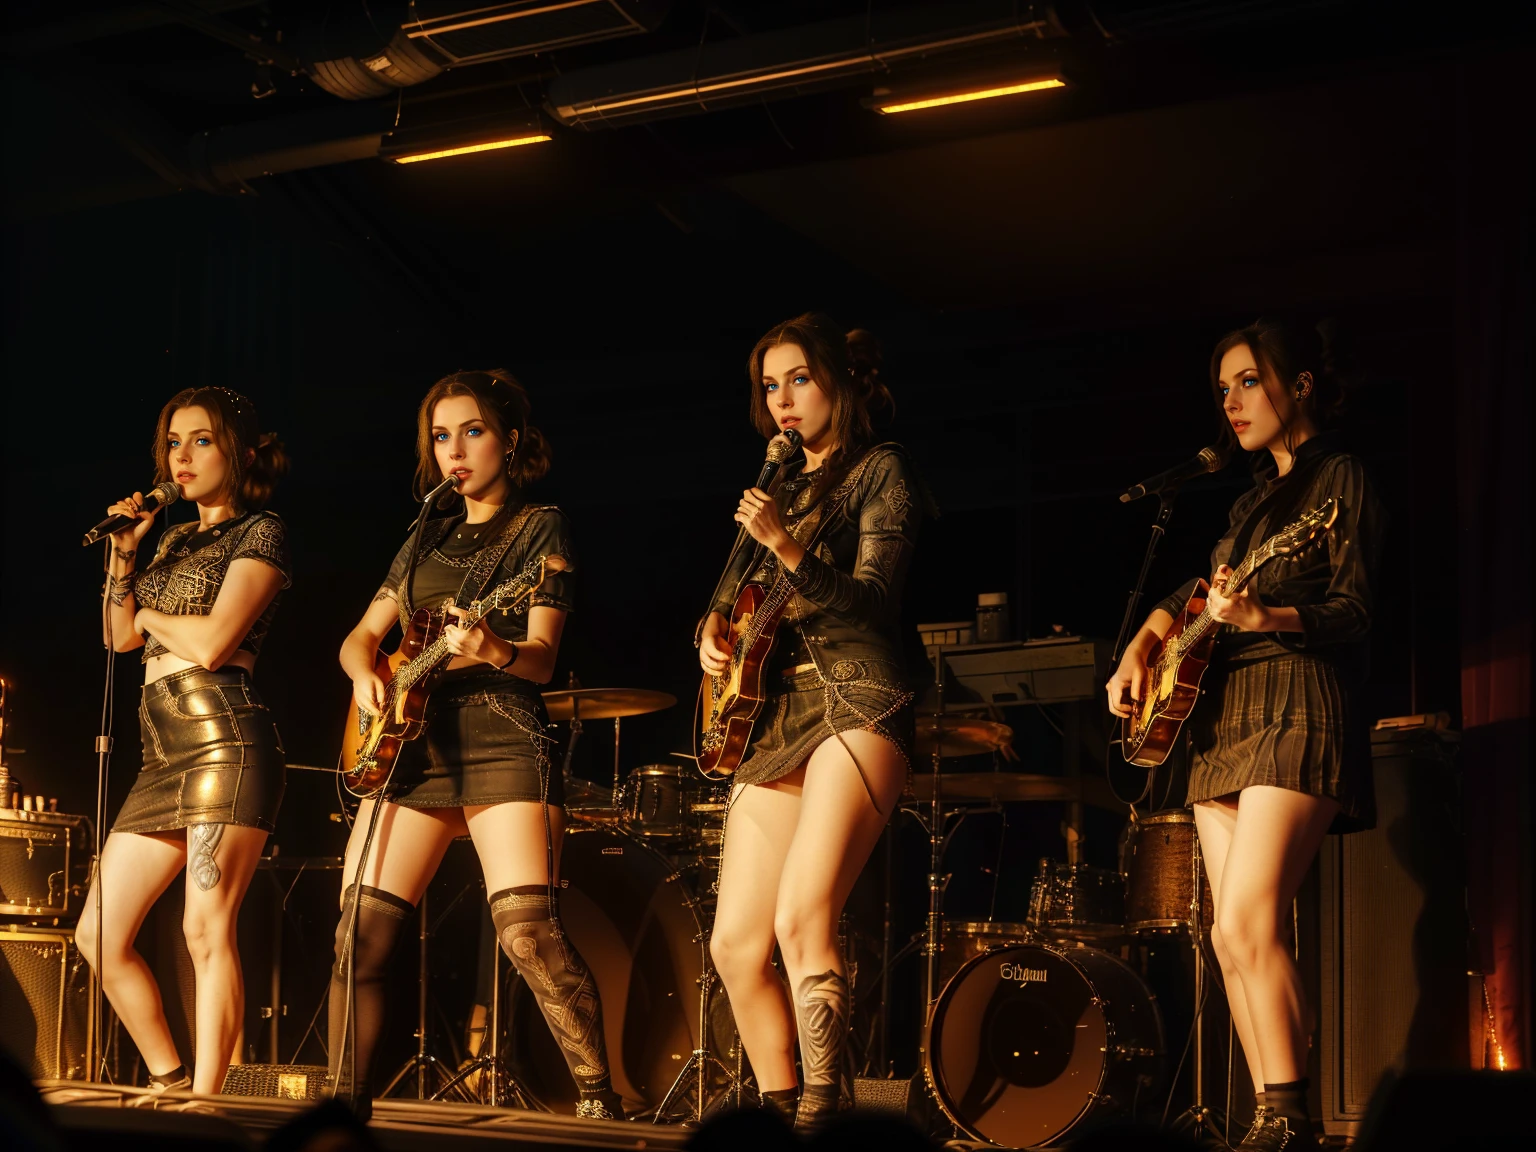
top-left (502, 827), bottom-right (711, 1112)
top-left (927, 943), bottom-right (1165, 1148)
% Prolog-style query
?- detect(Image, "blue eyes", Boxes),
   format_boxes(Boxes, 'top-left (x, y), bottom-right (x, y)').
top-left (167, 437), bottom-right (212, 448)
top-left (764, 374), bottom-right (810, 392)
top-left (1219, 376), bottom-right (1261, 397)
top-left (434, 428), bottom-right (483, 441)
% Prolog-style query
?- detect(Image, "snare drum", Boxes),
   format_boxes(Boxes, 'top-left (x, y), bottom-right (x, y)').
top-left (1026, 859), bottom-right (1126, 942)
top-left (620, 764), bottom-right (699, 845)
top-left (1124, 810), bottom-right (1213, 934)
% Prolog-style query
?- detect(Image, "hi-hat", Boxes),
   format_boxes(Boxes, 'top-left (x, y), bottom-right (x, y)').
top-left (542, 688), bottom-right (677, 721)
top-left (913, 717), bottom-right (1013, 759)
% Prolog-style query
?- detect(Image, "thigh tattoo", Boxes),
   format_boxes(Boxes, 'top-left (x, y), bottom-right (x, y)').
top-left (189, 823), bottom-right (225, 891)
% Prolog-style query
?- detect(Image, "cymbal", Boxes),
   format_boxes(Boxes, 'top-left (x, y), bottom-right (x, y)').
top-left (907, 772), bottom-right (1125, 811)
top-left (542, 687), bottom-right (677, 721)
top-left (912, 717), bottom-right (1013, 759)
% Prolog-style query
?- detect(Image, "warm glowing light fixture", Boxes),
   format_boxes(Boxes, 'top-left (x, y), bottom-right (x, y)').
top-left (389, 133), bottom-right (552, 164)
top-left (874, 77), bottom-right (1065, 115)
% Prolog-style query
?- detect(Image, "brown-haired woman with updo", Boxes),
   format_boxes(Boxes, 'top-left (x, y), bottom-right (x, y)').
top-left (1107, 319), bottom-right (1383, 1151)
top-left (77, 387), bottom-right (291, 1096)
top-left (700, 313), bottom-right (931, 1131)
top-left (325, 370), bottom-right (623, 1121)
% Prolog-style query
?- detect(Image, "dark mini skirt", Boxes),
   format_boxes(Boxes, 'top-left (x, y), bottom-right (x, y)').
top-left (115, 666), bottom-right (286, 835)
top-left (1187, 646), bottom-right (1374, 833)
top-left (735, 659), bottom-right (915, 789)
top-left (388, 691), bottom-right (563, 809)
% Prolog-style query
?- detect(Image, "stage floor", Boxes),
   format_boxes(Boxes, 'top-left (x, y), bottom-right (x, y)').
top-left (37, 1082), bottom-right (695, 1151)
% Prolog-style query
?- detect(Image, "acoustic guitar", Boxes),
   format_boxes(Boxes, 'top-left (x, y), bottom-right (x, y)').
top-left (1121, 497), bottom-right (1340, 768)
top-left (340, 554), bottom-right (562, 798)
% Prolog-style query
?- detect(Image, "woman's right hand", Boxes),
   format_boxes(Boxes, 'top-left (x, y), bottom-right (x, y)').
top-left (1105, 648), bottom-right (1150, 719)
top-left (107, 492), bottom-right (157, 550)
top-left (353, 671), bottom-right (387, 717)
top-left (699, 612), bottom-right (733, 676)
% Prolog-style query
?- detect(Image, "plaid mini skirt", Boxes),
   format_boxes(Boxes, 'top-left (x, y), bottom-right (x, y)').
top-left (1187, 647), bottom-right (1374, 832)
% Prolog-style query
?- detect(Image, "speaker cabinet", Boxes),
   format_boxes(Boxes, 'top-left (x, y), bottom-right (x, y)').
top-left (1318, 727), bottom-right (1469, 1135)
top-left (0, 924), bottom-right (93, 1079)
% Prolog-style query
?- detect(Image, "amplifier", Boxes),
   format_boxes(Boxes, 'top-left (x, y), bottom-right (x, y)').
top-left (221, 1063), bottom-right (329, 1100)
top-left (0, 809), bottom-right (93, 923)
top-left (0, 924), bottom-right (93, 1079)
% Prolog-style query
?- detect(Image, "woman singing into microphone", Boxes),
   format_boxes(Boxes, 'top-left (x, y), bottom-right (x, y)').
top-left (327, 370), bottom-right (623, 1121)
top-left (700, 314), bottom-right (929, 1130)
top-left (1107, 319), bottom-right (1382, 1151)
top-left (78, 387), bottom-right (290, 1095)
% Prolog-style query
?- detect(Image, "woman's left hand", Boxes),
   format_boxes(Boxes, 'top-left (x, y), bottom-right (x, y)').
top-left (1207, 565), bottom-right (1271, 632)
top-left (442, 604), bottom-right (503, 664)
top-left (735, 487), bottom-right (790, 551)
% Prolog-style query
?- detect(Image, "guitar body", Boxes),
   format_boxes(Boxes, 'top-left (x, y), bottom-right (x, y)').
top-left (341, 608), bottom-right (447, 797)
top-left (696, 582), bottom-right (789, 781)
top-left (1122, 581), bottom-right (1214, 767)
top-left (1119, 495), bottom-right (1342, 769)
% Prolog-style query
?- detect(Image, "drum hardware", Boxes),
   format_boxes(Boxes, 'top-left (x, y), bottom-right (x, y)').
top-left (906, 771), bottom-right (1125, 809)
top-left (621, 765), bottom-right (701, 847)
top-left (1027, 858), bottom-right (1127, 945)
top-left (911, 715), bottom-right (1014, 760)
top-left (542, 687), bottom-right (677, 811)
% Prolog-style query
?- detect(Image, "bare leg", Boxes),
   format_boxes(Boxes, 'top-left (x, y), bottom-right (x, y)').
top-left (340, 798), bottom-right (464, 904)
top-left (464, 800), bottom-right (562, 890)
top-left (775, 731), bottom-right (906, 1118)
top-left (181, 823), bottom-right (270, 1094)
top-left (1214, 786), bottom-right (1338, 1083)
top-left (710, 776), bottom-right (804, 1092)
top-left (76, 831), bottom-right (188, 1078)
top-left (1194, 797), bottom-right (1266, 1089)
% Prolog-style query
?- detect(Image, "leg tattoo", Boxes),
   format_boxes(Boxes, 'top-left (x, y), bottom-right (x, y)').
top-left (188, 824), bottom-right (225, 892)
top-left (793, 969), bottom-right (850, 1130)
top-left (489, 885), bottom-right (622, 1116)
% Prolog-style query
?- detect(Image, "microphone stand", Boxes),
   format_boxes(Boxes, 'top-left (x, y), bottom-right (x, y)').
top-left (1112, 486), bottom-right (1178, 664)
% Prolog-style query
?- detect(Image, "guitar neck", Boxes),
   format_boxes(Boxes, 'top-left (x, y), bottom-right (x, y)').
top-left (1172, 541), bottom-right (1275, 654)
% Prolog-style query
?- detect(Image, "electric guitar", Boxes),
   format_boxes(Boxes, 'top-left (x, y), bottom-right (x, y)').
top-left (340, 554), bottom-right (562, 798)
top-left (695, 576), bottom-right (800, 781)
top-left (1121, 497), bottom-right (1340, 768)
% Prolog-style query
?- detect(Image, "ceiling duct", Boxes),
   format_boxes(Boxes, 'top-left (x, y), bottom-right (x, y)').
top-left (303, 0), bottom-right (672, 101)
top-left (545, 0), bottom-right (1064, 129)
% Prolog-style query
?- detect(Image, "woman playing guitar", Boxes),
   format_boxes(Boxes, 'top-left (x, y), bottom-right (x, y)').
top-left (327, 371), bottom-right (623, 1120)
top-left (79, 387), bottom-right (290, 1095)
top-left (1107, 320), bottom-right (1383, 1151)
top-left (699, 314), bottom-right (928, 1130)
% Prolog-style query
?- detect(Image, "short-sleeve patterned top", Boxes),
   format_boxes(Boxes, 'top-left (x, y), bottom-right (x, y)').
top-left (132, 510), bottom-right (292, 663)
top-left (375, 502), bottom-right (576, 700)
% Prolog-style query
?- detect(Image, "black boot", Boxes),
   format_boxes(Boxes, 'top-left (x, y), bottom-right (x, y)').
top-left (1238, 1081), bottom-right (1318, 1150)
top-left (326, 884), bottom-right (415, 1123)
top-left (761, 1087), bottom-right (798, 1123)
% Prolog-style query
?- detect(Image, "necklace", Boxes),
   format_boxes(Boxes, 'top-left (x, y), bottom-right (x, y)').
top-left (456, 506), bottom-right (506, 542)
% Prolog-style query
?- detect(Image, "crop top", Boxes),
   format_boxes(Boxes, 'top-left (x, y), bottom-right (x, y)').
top-left (133, 511), bottom-right (292, 663)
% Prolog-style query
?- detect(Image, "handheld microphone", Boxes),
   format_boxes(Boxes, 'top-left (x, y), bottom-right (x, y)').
top-left (754, 427), bottom-right (803, 491)
top-left (82, 481), bottom-right (181, 546)
top-left (1119, 444), bottom-right (1230, 503)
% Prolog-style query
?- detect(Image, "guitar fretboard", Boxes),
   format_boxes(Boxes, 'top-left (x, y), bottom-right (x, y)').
top-left (1161, 539), bottom-right (1277, 665)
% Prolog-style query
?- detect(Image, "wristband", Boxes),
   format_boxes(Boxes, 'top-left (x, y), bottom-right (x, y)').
top-left (496, 644), bottom-right (519, 672)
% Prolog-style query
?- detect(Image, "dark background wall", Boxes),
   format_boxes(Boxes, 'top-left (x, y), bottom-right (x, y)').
top-left (0, 1), bottom-right (1526, 1072)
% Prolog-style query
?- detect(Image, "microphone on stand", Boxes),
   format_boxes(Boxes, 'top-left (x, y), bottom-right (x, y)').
top-left (1119, 444), bottom-right (1230, 503)
top-left (82, 481), bottom-right (181, 546)
top-left (753, 426), bottom-right (803, 491)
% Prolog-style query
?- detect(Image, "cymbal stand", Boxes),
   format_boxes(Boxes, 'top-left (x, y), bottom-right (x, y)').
top-left (654, 844), bottom-right (743, 1122)
top-left (921, 645), bottom-right (952, 1014)
top-left (1170, 835), bottom-right (1227, 1145)
top-left (560, 672), bottom-right (584, 796)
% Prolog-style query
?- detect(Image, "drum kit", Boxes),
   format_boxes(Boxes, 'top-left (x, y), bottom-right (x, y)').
top-left (456, 677), bottom-right (1221, 1147)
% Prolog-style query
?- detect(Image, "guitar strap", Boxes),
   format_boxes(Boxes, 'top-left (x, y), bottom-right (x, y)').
top-left (787, 442), bottom-right (893, 557)
top-left (454, 503), bottom-right (544, 607)
top-left (1222, 449), bottom-right (1330, 570)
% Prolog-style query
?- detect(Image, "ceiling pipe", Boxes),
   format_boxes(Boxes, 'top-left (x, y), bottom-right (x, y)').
top-left (545, 0), bottom-right (1065, 129)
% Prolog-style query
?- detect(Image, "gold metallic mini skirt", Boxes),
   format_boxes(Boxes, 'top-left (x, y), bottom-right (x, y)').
top-left (114, 666), bottom-right (286, 835)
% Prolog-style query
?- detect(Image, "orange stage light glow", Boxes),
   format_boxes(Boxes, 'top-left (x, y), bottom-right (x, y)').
top-left (875, 78), bottom-right (1065, 115)
top-left (390, 134), bottom-right (552, 164)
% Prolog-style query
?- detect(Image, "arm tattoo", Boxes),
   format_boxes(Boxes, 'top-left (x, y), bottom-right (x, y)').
top-left (794, 969), bottom-right (850, 1087)
top-left (189, 823), bottom-right (225, 891)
